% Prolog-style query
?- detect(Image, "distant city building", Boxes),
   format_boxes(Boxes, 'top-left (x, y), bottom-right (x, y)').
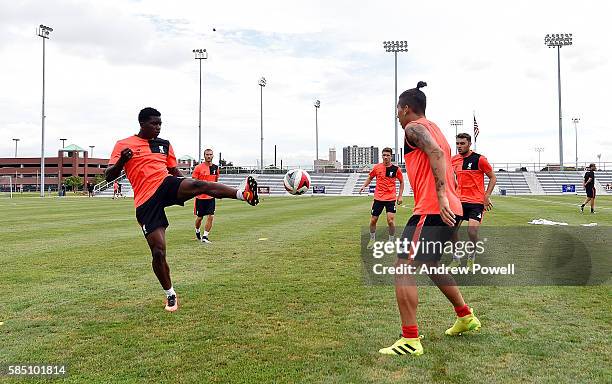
top-left (314, 148), bottom-right (342, 171)
top-left (342, 145), bottom-right (379, 168)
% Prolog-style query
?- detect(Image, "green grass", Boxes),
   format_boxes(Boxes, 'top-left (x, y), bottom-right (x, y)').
top-left (1, 194), bottom-right (611, 383)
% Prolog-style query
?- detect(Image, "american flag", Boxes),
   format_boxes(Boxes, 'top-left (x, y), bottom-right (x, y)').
top-left (473, 114), bottom-right (480, 142)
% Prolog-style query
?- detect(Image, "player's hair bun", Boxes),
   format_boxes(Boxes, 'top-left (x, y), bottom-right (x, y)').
top-left (416, 81), bottom-right (427, 89)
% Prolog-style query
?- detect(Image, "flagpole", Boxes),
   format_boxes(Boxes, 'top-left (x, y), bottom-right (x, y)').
top-left (473, 110), bottom-right (477, 152)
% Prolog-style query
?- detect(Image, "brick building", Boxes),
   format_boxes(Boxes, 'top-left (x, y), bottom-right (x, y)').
top-left (0, 144), bottom-right (108, 192)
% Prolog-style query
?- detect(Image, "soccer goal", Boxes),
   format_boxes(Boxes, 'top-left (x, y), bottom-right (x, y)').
top-left (0, 176), bottom-right (14, 198)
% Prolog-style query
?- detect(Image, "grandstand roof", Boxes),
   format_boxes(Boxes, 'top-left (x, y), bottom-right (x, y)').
top-left (62, 144), bottom-right (86, 152)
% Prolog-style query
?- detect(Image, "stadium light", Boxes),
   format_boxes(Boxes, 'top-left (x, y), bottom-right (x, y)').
top-left (572, 117), bottom-right (580, 170)
top-left (544, 33), bottom-right (573, 170)
top-left (449, 120), bottom-right (464, 154)
top-left (314, 99), bottom-right (320, 161)
top-left (89, 145), bottom-right (95, 158)
top-left (258, 77), bottom-right (266, 171)
top-left (535, 147), bottom-right (545, 171)
top-left (12, 138), bottom-right (20, 157)
top-left (193, 49), bottom-right (208, 164)
top-left (60, 138), bottom-right (67, 148)
top-left (383, 40), bottom-right (408, 163)
top-left (37, 24), bottom-right (53, 197)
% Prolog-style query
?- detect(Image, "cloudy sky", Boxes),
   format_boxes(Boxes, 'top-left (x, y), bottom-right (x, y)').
top-left (1, 0), bottom-right (610, 168)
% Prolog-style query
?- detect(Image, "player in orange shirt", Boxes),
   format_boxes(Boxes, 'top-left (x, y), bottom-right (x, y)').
top-left (378, 82), bottom-right (480, 357)
top-left (105, 107), bottom-right (259, 312)
top-left (450, 133), bottom-right (497, 269)
top-left (359, 147), bottom-right (404, 249)
top-left (192, 149), bottom-right (219, 244)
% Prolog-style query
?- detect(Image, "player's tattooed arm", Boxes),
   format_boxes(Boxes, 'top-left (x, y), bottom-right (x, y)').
top-left (405, 123), bottom-right (456, 226)
top-left (404, 123), bottom-right (446, 197)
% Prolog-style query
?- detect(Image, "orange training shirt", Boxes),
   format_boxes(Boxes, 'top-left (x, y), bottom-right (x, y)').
top-left (109, 135), bottom-right (177, 208)
top-left (369, 163), bottom-right (403, 201)
top-left (192, 162), bottom-right (219, 200)
top-left (403, 117), bottom-right (462, 216)
top-left (451, 151), bottom-right (493, 204)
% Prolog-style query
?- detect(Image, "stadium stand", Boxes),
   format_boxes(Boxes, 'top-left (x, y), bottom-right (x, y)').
top-left (495, 172), bottom-right (531, 195)
top-left (535, 171), bottom-right (587, 194)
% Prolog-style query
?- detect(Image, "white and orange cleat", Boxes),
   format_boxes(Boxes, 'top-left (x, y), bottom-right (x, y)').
top-left (164, 294), bottom-right (178, 312)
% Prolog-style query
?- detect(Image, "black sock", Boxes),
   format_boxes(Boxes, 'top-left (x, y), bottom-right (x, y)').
top-left (581, 204), bottom-right (585, 208)
top-left (591, 208), bottom-right (594, 213)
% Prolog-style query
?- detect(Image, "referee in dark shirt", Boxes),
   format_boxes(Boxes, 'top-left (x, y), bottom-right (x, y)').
top-left (581, 163), bottom-right (597, 213)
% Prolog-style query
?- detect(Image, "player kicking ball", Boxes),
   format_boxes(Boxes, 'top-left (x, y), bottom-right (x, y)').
top-left (359, 147), bottom-right (404, 249)
top-left (378, 82), bottom-right (480, 357)
top-left (192, 149), bottom-right (219, 244)
top-left (106, 107), bottom-right (259, 312)
top-left (449, 133), bottom-right (496, 270)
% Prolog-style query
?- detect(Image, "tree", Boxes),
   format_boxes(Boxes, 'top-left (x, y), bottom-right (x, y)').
top-left (64, 176), bottom-right (83, 192)
top-left (91, 174), bottom-right (106, 186)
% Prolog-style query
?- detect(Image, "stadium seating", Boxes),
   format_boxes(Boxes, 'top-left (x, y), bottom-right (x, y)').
top-left (535, 171), bottom-right (586, 194)
top-left (495, 172), bottom-right (531, 195)
top-left (595, 170), bottom-right (612, 194)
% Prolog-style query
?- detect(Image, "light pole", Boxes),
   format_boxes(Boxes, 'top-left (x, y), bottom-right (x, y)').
top-left (89, 145), bottom-right (95, 158)
top-left (450, 120), bottom-right (464, 154)
top-left (12, 138), bottom-right (20, 157)
top-left (383, 40), bottom-right (408, 163)
top-left (314, 99), bottom-right (320, 161)
top-left (38, 24), bottom-right (53, 197)
top-left (60, 138), bottom-right (67, 148)
top-left (544, 33), bottom-right (573, 170)
top-left (535, 147), bottom-right (545, 171)
top-left (572, 117), bottom-right (580, 170)
top-left (193, 49), bottom-right (208, 164)
top-left (258, 76), bottom-right (266, 171)
top-left (597, 153), bottom-right (601, 170)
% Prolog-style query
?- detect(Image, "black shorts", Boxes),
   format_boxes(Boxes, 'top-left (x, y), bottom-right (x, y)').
top-left (135, 176), bottom-right (187, 237)
top-left (371, 199), bottom-right (396, 216)
top-left (586, 186), bottom-right (596, 198)
top-left (458, 202), bottom-right (484, 222)
top-left (194, 198), bottom-right (215, 216)
top-left (398, 214), bottom-right (457, 262)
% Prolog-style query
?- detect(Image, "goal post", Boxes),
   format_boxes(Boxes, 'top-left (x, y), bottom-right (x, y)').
top-left (0, 176), bottom-right (13, 198)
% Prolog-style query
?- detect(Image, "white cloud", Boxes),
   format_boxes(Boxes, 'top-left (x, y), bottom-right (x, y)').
top-left (1, 0), bottom-right (611, 167)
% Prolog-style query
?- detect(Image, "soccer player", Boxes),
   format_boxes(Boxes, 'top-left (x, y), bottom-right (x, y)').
top-left (359, 147), bottom-right (404, 249)
top-left (580, 163), bottom-right (597, 213)
top-left (105, 107), bottom-right (259, 312)
top-left (378, 82), bottom-right (481, 357)
top-left (192, 149), bottom-right (219, 243)
top-left (112, 180), bottom-right (119, 199)
top-left (449, 133), bottom-right (497, 270)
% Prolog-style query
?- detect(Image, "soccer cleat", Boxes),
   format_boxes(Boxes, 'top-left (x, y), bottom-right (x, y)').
top-left (445, 309), bottom-right (481, 336)
top-left (195, 231), bottom-right (201, 241)
top-left (467, 258), bottom-right (475, 271)
top-left (164, 294), bottom-right (178, 312)
top-left (379, 336), bottom-right (423, 356)
top-left (241, 176), bottom-right (259, 206)
top-left (448, 259), bottom-right (461, 269)
top-left (580, 205), bottom-right (584, 213)
top-left (201, 236), bottom-right (212, 244)
top-left (366, 238), bottom-right (376, 249)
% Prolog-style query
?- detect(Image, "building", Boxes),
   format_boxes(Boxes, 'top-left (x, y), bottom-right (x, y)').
top-left (342, 145), bottom-right (379, 168)
top-left (178, 155), bottom-right (196, 175)
top-left (314, 148), bottom-right (342, 172)
top-left (0, 144), bottom-right (108, 192)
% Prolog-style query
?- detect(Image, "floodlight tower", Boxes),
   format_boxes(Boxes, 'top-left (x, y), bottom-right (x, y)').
top-left (193, 48), bottom-right (208, 163)
top-left (314, 99), bottom-right (320, 161)
top-left (544, 33), bottom-right (573, 170)
top-left (449, 120), bottom-right (464, 154)
top-left (37, 24), bottom-right (53, 197)
top-left (383, 40), bottom-right (408, 162)
top-left (258, 77), bottom-right (267, 171)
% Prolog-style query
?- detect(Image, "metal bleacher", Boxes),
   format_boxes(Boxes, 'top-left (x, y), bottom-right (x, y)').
top-left (535, 171), bottom-right (586, 195)
top-left (595, 171), bottom-right (612, 194)
top-left (495, 172), bottom-right (531, 195)
top-left (218, 173), bottom-right (351, 195)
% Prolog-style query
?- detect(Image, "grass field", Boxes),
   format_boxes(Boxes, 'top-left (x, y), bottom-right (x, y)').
top-left (1, 194), bottom-right (611, 383)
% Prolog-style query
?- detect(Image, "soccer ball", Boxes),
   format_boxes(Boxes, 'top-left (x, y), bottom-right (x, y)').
top-left (283, 169), bottom-right (311, 195)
